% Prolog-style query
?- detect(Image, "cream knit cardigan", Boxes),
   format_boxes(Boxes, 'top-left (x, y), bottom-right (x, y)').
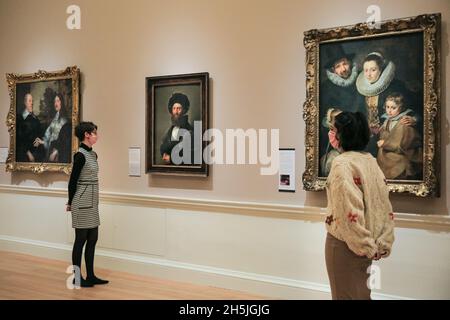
top-left (325, 151), bottom-right (395, 259)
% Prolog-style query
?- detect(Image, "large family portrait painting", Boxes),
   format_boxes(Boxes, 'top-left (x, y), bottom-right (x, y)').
top-left (5, 66), bottom-right (80, 174)
top-left (318, 33), bottom-right (424, 180)
top-left (303, 13), bottom-right (441, 197)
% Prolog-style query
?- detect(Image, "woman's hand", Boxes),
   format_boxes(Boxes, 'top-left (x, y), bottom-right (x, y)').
top-left (26, 151), bottom-right (35, 162)
top-left (372, 251), bottom-right (388, 260)
top-left (400, 116), bottom-right (416, 127)
top-left (162, 153), bottom-right (171, 163)
top-left (372, 252), bottom-right (382, 261)
top-left (370, 125), bottom-right (380, 135)
top-left (377, 140), bottom-right (385, 147)
top-left (66, 204), bottom-right (71, 212)
top-left (33, 137), bottom-right (44, 147)
top-left (49, 149), bottom-right (58, 162)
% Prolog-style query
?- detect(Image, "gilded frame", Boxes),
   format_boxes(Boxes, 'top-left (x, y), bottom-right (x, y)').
top-left (5, 66), bottom-right (81, 175)
top-left (302, 13), bottom-right (441, 197)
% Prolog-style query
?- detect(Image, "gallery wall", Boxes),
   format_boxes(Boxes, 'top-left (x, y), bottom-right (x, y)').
top-left (0, 0), bottom-right (448, 214)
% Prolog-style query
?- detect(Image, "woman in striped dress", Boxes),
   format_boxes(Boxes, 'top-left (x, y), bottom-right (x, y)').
top-left (67, 121), bottom-right (108, 287)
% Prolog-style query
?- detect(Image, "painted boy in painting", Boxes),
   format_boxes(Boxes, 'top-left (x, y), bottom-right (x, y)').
top-left (376, 92), bottom-right (423, 180)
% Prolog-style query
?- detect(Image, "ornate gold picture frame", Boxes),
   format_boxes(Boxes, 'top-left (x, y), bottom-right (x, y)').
top-left (5, 66), bottom-right (80, 175)
top-left (302, 13), bottom-right (440, 197)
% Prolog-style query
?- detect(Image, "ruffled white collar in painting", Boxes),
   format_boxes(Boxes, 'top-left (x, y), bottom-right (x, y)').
top-left (356, 61), bottom-right (396, 97)
top-left (380, 108), bottom-right (414, 122)
top-left (326, 63), bottom-right (358, 88)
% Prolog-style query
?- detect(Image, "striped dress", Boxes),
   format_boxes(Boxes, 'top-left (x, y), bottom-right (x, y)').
top-left (71, 147), bottom-right (100, 229)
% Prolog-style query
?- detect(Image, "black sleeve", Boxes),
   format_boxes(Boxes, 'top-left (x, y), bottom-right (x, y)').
top-left (68, 152), bottom-right (85, 205)
top-left (54, 122), bottom-right (72, 163)
top-left (160, 129), bottom-right (172, 156)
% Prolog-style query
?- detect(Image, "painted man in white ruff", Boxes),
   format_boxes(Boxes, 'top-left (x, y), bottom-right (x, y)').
top-left (319, 44), bottom-right (359, 175)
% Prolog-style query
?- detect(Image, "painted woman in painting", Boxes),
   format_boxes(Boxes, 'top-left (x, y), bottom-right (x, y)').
top-left (355, 52), bottom-right (419, 157)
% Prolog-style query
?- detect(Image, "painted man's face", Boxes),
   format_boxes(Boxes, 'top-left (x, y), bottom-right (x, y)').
top-left (24, 94), bottom-right (33, 112)
top-left (54, 96), bottom-right (62, 112)
top-left (171, 103), bottom-right (183, 119)
top-left (333, 58), bottom-right (351, 79)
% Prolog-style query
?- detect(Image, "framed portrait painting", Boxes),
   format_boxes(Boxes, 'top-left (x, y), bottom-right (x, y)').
top-left (302, 13), bottom-right (441, 197)
top-left (5, 66), bottom-right (81, 175)
top-left (146, 72), bottom-right (209, 176)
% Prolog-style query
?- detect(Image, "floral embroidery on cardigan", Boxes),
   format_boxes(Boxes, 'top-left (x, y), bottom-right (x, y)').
top-left (325, 153), bottom-right (395, 258)
top-left (347, 212), bottom-right (358, 223)
top-left (325, 215), bottom-right (335, 225)
top-left (353, 177), bottom-right (362, 185)
top-left (389, 212), bottom-right (394, 220)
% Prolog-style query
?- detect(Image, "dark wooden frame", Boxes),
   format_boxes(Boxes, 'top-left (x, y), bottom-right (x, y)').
top-left (146, 72), bottom-right (209, 176)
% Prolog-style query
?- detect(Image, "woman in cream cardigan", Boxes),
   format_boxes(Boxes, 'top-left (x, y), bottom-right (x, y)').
top-left (325, 111), bottom-right (395, 300)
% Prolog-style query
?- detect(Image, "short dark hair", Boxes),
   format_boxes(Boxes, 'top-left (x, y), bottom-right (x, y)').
top-left (363, 54), bottom-right (386, 71)
top-left (75, 121), bottom-right (97, 141)
top-left (334, 111), bottom-right (370, 152)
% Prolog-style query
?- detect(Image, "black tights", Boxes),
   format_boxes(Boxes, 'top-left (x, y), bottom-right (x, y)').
top-left (72, 227), bottom-right (98, 279)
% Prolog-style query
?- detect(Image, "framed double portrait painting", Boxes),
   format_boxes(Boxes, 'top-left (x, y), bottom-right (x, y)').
top-left (302, 13), bottom-right (441, 197)
top-left (5, 66), bottom-right (80, 175)
top-left (146, 72), bottom-right (209, 176)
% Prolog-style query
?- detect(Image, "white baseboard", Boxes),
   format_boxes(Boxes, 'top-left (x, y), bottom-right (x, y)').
top-left (0, 235), bottom-right (411, 300)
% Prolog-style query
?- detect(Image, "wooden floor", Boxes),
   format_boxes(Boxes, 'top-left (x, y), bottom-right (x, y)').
top-left (0, 251), bottom-right (270, 300)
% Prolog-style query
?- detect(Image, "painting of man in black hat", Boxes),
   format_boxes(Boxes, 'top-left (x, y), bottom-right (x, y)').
top-left (159, 92), bottom-right (195, 165)
top-left (146, 72), bottom-right (209, 176)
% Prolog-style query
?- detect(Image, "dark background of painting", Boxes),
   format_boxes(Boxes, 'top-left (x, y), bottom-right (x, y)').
top-left (318, 31), bottom-right (424, 178)
top-left (153, 83), bottom-right (202, 166)
top-left (16, 79), bottom-right (73, 125)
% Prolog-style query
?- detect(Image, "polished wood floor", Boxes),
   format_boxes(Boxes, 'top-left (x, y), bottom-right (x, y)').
top-left (0, 251), bottom-right (269, 300)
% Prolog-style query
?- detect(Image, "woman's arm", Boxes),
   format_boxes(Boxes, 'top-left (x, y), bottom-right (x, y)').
top-left (375, 169), bottom-right (395, 258)
top-left (67, 152), bottom-right (85, 207)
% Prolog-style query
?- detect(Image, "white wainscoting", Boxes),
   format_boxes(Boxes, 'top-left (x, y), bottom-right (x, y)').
top-left (1, 185), bottom-right (449, 299)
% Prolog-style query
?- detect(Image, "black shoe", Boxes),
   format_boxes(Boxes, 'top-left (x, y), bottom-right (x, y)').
top-left (73, 277), bottom-right (94, 288)
top-left (87, 276), bottom-right (109, 285)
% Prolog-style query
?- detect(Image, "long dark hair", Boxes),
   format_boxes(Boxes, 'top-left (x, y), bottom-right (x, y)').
top-left (53, 93), bottom-right (68, 119)
top-left (334, 111), bottom-right (370, 152)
